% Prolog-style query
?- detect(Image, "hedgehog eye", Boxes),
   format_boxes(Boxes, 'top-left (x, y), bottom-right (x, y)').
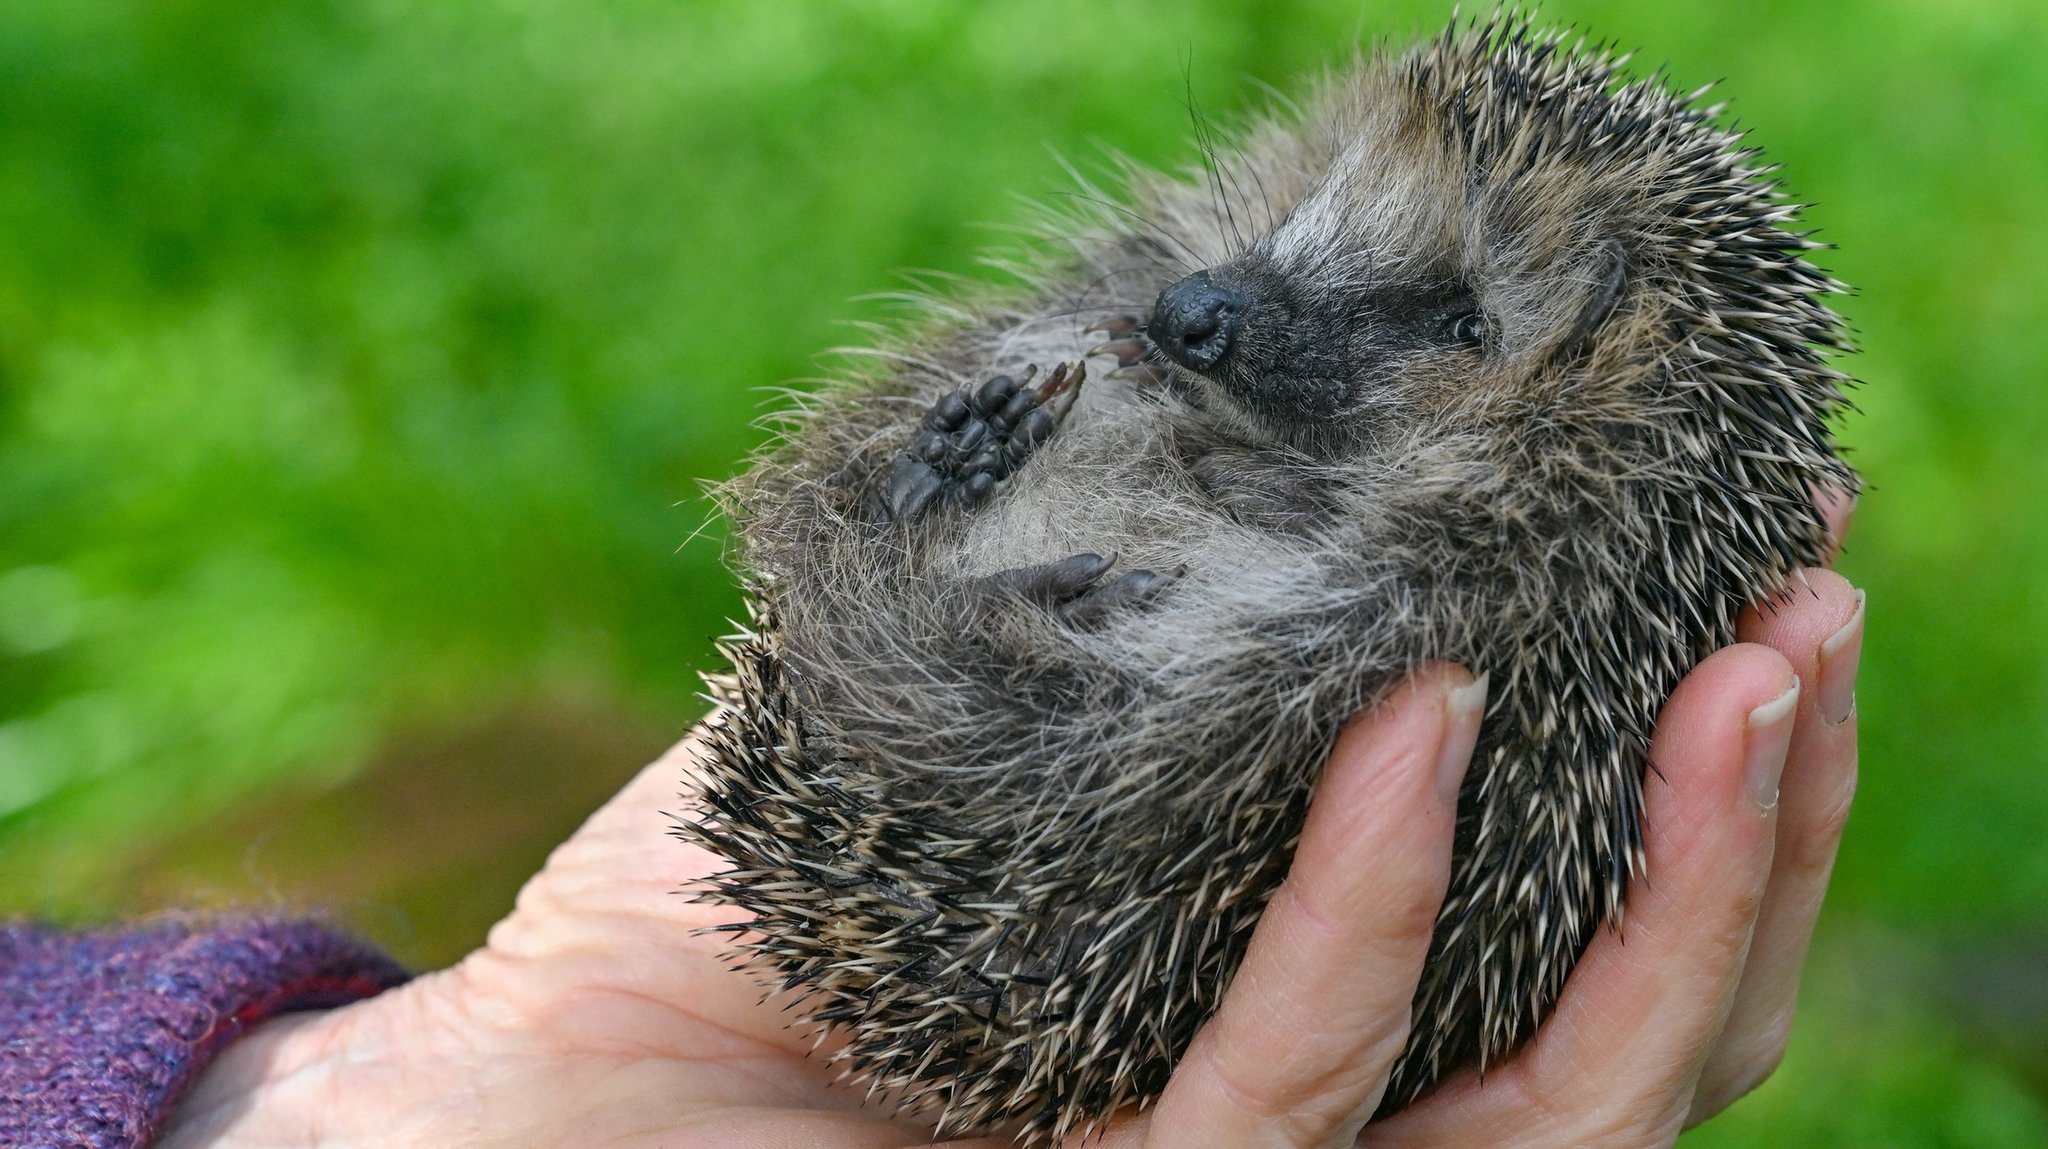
top-left (1448, 310), bottom-right (1488, 350)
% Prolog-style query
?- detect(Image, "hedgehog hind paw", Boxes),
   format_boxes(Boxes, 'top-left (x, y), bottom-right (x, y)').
top-left (1056, 564), bottom-right (1181, 628)
top-left (980, 551), bottom-right (1182, 629)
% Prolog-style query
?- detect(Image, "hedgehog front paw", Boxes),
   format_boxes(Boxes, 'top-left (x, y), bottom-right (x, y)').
top-left (1086, 312), bottom-right (1177, 393)
top-left (1085, 312), bottom-right (1149, 365)
top-left (980, 551), bottom-right (1182, 629)
top-left (880, 362), bottom-right (1085, 522)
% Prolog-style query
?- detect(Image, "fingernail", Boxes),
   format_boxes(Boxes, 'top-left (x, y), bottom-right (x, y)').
top-left (1745, 678), bottom-right (1800, 811)
top-left (1438, 671), bottom-right (1489, 803)
top-left (1819, 589), bottom-right (1865, 726)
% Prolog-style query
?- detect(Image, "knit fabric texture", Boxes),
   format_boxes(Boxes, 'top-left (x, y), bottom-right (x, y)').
top-left (0, 917), bottom-right (407, 1149)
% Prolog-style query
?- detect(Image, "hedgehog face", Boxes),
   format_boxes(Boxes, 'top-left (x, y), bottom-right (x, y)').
top-left (1147, 253), bottom-right (1490, 432)
top-left (1148, 90), bottom-right (1642, 457)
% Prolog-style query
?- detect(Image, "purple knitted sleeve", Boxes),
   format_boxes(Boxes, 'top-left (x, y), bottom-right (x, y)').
top-left (0, 917), bottom-right (408, 1149)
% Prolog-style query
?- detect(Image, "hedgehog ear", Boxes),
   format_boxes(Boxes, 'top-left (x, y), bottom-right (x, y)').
top-left (1554, 240), bottom-right (1628, 363)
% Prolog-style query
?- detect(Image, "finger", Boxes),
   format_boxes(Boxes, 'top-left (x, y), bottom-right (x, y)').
top-left (1136, 666), bottom-right (1486, 1149)
top-left (1367, 645), bottom-right (1797, 1147)
top-left (1689, 572), bottom-right (1863, 1122)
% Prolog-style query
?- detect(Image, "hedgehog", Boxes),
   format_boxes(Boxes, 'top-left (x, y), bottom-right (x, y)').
top-left (677, 14), bottom-right (1855, 1146)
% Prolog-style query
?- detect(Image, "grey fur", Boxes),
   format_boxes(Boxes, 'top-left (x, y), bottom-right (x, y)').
top-left (680, 15), bottom-right (1856, 1145)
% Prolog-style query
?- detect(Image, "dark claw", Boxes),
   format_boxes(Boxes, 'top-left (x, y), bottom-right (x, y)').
top-left (886, 456), bottom-right (945, 521)
top-left (1088, 336), bottom-right (1150, 367)
top-left (960, 471), bottom-right (997, 503)
top-left (952, 421), bottom-right (987, 454)
top-left (1038, 362), bottom-right (1085, 418)
top-left (916, 431), bottom-right (948, 464)
top-left (1085, 313), bottom-right (1141, 336)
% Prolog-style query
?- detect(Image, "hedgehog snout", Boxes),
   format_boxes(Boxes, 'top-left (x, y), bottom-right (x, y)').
top-left (1150, 272), bottom-right (1248, 373)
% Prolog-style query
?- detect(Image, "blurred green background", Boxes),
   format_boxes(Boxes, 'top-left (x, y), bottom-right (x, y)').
top-left (0, 0), bottom-right (2041, 1143)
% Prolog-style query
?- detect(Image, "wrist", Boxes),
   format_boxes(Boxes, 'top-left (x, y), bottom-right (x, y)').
top-left (156, 953), bottom-right (558, 1149)
top-left (156, 967), bottom-right (475, 1149)
top-left (153, 1010), bottom-right (334, 1149)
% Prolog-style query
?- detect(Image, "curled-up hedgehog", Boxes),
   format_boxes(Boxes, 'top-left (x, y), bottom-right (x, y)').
top-left (679, 14), bottom-right (1855, 1146)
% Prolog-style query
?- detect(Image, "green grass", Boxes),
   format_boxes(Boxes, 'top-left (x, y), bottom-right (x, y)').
top-left (1, 2), bottom-right (2043, 1141)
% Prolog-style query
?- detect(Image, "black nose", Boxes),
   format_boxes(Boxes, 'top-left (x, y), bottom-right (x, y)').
top-left (1150, 273), bottom-right (1247, 373)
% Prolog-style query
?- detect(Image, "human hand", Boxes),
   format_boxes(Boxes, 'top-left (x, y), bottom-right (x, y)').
top-left (159, 559), bottom-right (1862, 1149)
top-left (1082, 569), bottom-right (1865, 1149)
